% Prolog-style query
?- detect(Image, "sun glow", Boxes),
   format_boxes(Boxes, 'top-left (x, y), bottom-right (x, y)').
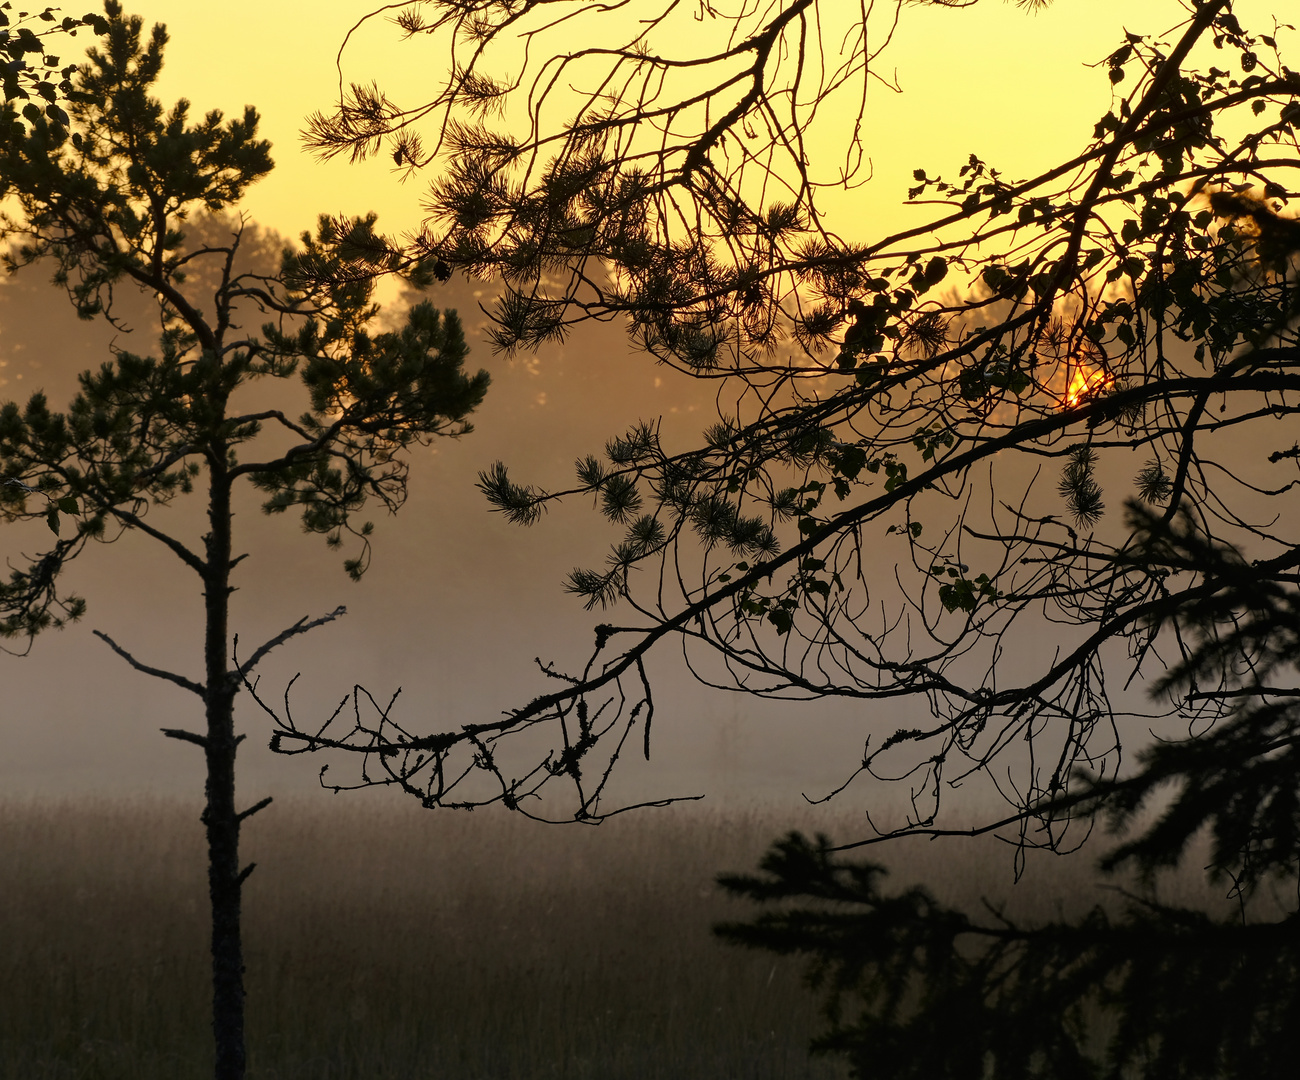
top-left (1061, 364), bottom-right (1114, 409)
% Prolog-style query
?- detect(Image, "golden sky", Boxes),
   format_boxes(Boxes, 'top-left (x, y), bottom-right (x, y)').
top-left (138, 0), bottom-right (1284, 246)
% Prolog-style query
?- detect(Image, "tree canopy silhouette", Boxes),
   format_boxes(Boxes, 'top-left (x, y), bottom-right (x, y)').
top-left (272, 0), bottom-right (1300, 846)
top-left (0, 4), bottom-right (488, 1077)
top-left (306, 0), bottom-right (1020, 361)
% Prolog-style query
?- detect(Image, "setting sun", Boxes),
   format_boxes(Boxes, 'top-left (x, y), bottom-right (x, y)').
top-left (1062, 364), bottom-right (1115, 409)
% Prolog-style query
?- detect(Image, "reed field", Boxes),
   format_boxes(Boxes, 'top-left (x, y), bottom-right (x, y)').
top-left (0, 793), bottom-right (1249, 1080)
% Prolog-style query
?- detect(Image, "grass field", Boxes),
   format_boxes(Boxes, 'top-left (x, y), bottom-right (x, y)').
top-left (0, 794), bottom-right (1248, 1079)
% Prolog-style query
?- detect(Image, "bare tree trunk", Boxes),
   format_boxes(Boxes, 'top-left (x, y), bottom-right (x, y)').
top-left (205, 707), bottom-right (245, 1080)
top-left (203, 456), bottom-right (246, 1080)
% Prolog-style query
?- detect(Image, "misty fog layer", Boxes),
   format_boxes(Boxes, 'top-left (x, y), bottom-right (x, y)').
top-left (1, 217), bottom-right (938, 820)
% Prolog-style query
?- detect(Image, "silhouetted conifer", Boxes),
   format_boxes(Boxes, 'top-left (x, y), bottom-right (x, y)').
top-left (0, 5), bottom-right (487, 1077)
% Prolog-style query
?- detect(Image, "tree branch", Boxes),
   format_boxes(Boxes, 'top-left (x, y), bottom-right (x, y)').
top-left (234, 606), bottom-right (348, 678)
top-left (93, 630), bottom-right (205, 697)
top-left (103, 504), bottom-right (206, 576)
top-left (237, 795), bottom-right (273, 822)
top-left (226, 419), bottom-right (352, 480)
top-left (162, 727), bottom-right (209, 747)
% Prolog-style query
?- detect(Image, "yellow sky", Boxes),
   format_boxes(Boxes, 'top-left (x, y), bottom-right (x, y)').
top-left (134, 0), bottom-right (1293, 250)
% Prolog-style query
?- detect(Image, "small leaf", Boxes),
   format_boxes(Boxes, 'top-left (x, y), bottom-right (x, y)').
top-left (768, 608), bottom-right (794, 635)
top-left (57, 495), bottom-right (78, 514)
top-left (939, 580), bottom-right (977, 614)
top-left (45, 507), bottom-right (59, 535)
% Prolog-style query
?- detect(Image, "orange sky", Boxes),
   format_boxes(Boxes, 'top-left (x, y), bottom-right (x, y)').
top-left (2, 0), bottom-right (1294, 814)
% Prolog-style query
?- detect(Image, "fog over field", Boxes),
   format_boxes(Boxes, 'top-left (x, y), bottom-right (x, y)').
top-left (0, 254), bottom-right (1186, 822)
top-left (0, 231), bottom-right (959, 821)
